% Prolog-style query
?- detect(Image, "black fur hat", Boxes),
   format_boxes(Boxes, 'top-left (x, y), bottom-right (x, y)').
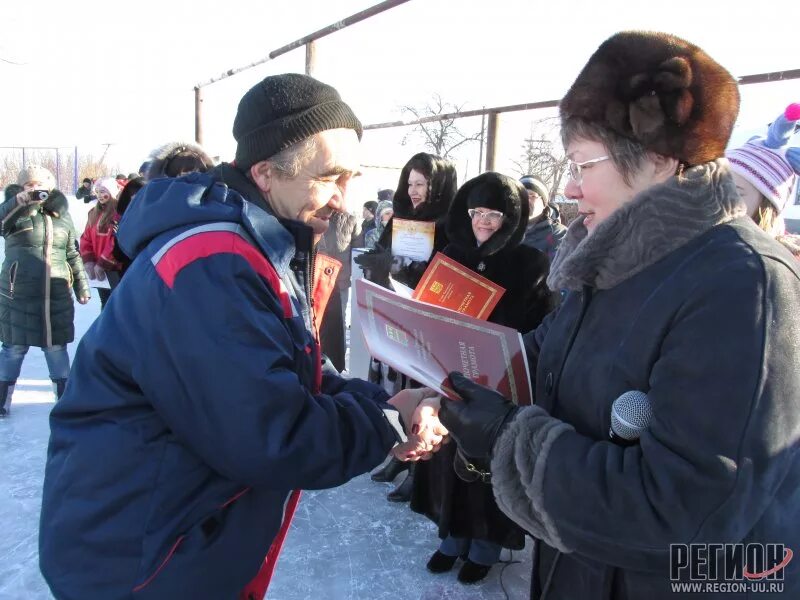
top-left (392, 152), bottom-right (458, 222)
top-left (560, 31), bottom-right (740, 165)
top-left (446, 172), bottom-right (529, 257)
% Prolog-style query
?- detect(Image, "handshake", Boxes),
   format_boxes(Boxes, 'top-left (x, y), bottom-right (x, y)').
top-left (387, 387), bottom-right (447, 461)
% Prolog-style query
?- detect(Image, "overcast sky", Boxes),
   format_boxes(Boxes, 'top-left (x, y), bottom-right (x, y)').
top-left (1, 0), bottom-right (798, 200)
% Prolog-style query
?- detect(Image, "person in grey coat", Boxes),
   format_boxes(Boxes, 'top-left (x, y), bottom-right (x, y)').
top-left (432, 31), bottom-right (800, 599)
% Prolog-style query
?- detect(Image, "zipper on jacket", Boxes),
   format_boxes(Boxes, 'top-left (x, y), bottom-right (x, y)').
top-left (43, 214), bottom-right (53, 348)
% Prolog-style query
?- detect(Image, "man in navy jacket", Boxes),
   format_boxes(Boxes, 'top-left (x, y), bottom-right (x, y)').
top-left (39, 74), bottom-right (441, 600)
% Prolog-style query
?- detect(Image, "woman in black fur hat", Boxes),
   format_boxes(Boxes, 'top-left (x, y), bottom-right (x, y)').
top-left (411, 172), bottom-right (554, 584)
top-left (356, 152), bottom-right (457, 289)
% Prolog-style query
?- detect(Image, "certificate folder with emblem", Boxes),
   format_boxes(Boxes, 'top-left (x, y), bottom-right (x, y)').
top-left (355, 278), bottom-right (532, 405)
top-left (412, 252), bottom-right (505, 320)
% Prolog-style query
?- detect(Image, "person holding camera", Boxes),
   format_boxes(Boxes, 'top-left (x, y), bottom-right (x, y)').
top-left (0, 166), bottom-right (90, 417)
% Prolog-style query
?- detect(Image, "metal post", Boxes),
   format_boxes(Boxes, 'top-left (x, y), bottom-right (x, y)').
top-left (305, 41), bottom-right (316, 76)
top-left (194, 87), bottom-right (204, 145)
top-left (478, 109), bottom-right (486, 174)
top-left (22, 147), bottom-right (26, 169)
top-left (55, 147), bottom-right (61, 190)
top-left (485, 111), bottom-right (499, 172)
top-left (73, 146), bottom-right (79, 193)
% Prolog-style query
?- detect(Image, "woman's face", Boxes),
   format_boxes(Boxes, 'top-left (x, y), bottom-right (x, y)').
top-left (731, 171), bottom-right (763, 218)
top-left (97, 189), bottom-right (113, 205)
top-left (408, 169), bottom-right (429, 209)
top-left (380, 208), bottom-right (393, 225)
top-left (564, 137), bottom-right (664, 236)
top-left (470, 207), bottom-right (503, 245)
top-left (23, 180), bottom-right (43, 191)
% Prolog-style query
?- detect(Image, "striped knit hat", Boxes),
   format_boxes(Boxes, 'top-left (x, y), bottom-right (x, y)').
top-left (726, 103), bottom-right (800, 213)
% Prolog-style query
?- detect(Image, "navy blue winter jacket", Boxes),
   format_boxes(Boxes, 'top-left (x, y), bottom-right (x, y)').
top-left (39, 165), bottom-right (401, 599)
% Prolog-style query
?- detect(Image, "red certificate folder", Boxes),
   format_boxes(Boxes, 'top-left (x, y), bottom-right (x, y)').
top-left (413, 252), bottom-right (505, 320)
top-left (355, 279), bottom-right (532, 405)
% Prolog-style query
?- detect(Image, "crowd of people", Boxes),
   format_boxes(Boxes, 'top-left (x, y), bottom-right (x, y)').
top-left (0, 27), bottom-right (798, 600)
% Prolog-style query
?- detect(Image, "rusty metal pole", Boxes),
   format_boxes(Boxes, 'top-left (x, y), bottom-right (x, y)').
top-left (485, 111), bottom-right (499, 172)
top-left (194, 87), bottom-right (204, 145)
top-left (305, 41), bottom-right (317, 76)
top-left (478, 109), bottom-right (486, 174)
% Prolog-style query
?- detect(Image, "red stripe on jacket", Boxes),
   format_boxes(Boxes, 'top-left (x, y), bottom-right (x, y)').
top-left (154, 231), bottom-right (293, 318)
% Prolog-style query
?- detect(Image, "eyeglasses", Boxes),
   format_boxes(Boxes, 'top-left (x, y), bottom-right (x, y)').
top-left (467, 209), bottom-right (504, 223)
top-left (567, 155), bottom-right (610, 185)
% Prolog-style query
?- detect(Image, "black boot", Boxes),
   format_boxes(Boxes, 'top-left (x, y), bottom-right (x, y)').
top-left (370, 457), bottom-right (409, 482)
top-left (0, 380), bottom-right (15, 418)
top-left (426, 551), bottom-right (459, 574)
top-left (387, 464), bottom-right (414, 502)
top-left (51, 378), bottom-right (68, 400)
top-left (457, 559), bottom-right (493, 584)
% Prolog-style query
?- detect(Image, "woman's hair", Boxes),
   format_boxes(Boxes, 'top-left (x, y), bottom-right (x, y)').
top-left (393, 152), bottom-right (458, 218)
top-left (90, 178), bottom-right (120, 233)
top-left (754, 196), bottom-right (779, 234)
top-left (561, 117), bottom-right (650, 186)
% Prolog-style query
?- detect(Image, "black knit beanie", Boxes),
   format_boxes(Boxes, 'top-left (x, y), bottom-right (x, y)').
top-left (233, 73), bottom-right (363, 171)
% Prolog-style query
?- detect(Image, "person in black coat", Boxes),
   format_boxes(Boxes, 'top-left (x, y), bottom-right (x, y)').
top-left (356, 152), bottom-right (457, 290)
top-left (357, 152), bottom-right (457, 500)
top-left (435, 31), bottom-right (800, 600)
top-left (411, 172), bottom-right (554, 584)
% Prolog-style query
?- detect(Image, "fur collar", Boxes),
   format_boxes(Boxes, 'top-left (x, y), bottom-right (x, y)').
top-left (548, 159), bottom-right (746, 291)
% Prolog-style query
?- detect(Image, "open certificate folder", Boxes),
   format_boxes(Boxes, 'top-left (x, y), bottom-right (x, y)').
top-left (355, 279), bottom-right (532, 405)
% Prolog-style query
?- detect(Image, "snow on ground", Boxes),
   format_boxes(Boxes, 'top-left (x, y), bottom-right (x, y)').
top-left (0, 203), bottom-right (531, 599)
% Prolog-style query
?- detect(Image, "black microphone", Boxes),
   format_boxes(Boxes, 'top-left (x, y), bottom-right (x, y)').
top-left (609, 390), bottom-right (651, 445)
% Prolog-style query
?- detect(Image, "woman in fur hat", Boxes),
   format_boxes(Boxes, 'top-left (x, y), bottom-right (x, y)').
top-left (429, 31), bottom-right (800, 599)
top-left (356, 152), bottom-right (457, 289)
top-left (0, 166), bottom-right (91, 416)
top-left (144, 141), bottom-right (214, 181)
top-left (357, 152), bottom-right (457, 501)
top-left (80, 177), bottom-right (122, 309)
top-left (411, 172), bottom-right (554, 584)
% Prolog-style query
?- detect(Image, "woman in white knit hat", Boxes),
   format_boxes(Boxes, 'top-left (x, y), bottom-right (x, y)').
top-left (726, 103), bottom-right (800, 256)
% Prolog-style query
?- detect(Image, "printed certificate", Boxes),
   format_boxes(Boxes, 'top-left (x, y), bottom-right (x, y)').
top-left (355, 279), bottom-right (531, 405)
top-left (391, 218), bottom-right (435, 262)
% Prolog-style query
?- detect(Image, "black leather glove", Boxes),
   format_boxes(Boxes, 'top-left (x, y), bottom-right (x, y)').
top-left (354, 248), bottom-right (392, 287)
top-left (439, 371), bottom-right (520, 461)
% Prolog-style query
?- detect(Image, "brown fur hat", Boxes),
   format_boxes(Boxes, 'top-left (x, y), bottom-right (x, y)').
top-left (560, 31), bottom-right (740, 166)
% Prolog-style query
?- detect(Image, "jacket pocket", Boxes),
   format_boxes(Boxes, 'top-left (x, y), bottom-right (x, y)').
top-left (0, 261), bottom-right (18, 300)
top-left (133, 487), bottom-right (251, 594)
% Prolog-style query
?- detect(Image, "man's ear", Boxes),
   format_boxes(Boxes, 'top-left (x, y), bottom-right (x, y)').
top-left (249, 160), bottom-right (273, 194)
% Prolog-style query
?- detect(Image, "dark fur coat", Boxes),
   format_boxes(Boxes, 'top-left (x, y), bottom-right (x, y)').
top-left (411, 172), bottom-right (555, 550)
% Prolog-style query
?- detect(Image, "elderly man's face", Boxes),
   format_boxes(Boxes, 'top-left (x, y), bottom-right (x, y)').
top-left (257, 128), bottom-right (361, 238)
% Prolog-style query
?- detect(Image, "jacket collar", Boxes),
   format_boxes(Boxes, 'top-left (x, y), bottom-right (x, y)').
top-left (215, 163), bottom-right (314, 276)
top-left (548, 159), bottom-right (746, 291)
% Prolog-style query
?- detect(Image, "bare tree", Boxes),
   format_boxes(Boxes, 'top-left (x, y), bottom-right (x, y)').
top-left (512, 117), bottom-right (569, 199)
top-left (400, 94), bottom-right (482, 159)
top-left (0, 148), bottom-right (120, 194)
